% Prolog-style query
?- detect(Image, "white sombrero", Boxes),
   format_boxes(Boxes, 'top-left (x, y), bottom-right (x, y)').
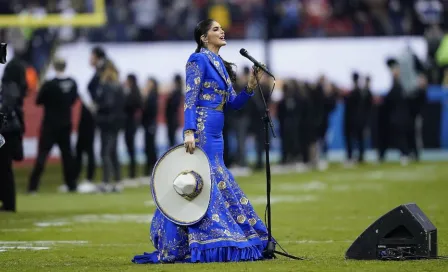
top-left (150, 144), bottom-right (212, 226)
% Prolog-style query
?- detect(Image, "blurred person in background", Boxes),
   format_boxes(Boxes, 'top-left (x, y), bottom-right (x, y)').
top-left (74, 46), bottom-right (106, 192)
top-left (142, 77), bottom-right (159, 177)
top-left (377, 91), bottom-right (390, 163)
top-left (385, 58), bottom-right (411, 166)
top-left (295, 80), bottom-right (312, 172)
top-left (0, 53), bottom-right (27, 212)
top-left (410, 74), bottom-right (427, 162)
top-left (27, 58), bottom-right (78, 194)
top-left (3, 49), bottom-right (28, 101)
top-left (231, 66), bottom-right (251, 173)
top-left (363, 75), bottom-right (374, 143)
top-left (248, 75), bottom-right (272, 171)
top-left (436, 31), bottom-right (448, 86)
top-left (397, 46), bottom-right (427, 162)
top-left (1, 48), bottom-right (28, 164)
top-left (165, 74), bottom-right (183, 148)
top-left (124, 73), bottom-right (142, 180)
top-left (319, 80), bottom-right (337, 169)
top-left (363, 76), bottom-right (373, 96)
top-left (358, 75), bottom-right (373, 163)
top-left (277, 80), bottom-right (299, 167)
top-left (343, 72), bottom-right (360, 166)
top-left (343, 72), bottom-right (372, 166)
top-left (425, 24), bottom-right (444, 84)
top-left (308, 76), bottom-right (326, 170)
top-left (223, 90), bottom-right (235, 168)
top-left (94, 60), bottom-right (126, 192)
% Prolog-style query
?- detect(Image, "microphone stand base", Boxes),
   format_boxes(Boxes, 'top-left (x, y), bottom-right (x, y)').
top-left (262, 241), bottom-right (276, 259)
top-left (262, 241), bottom-right (304, 261)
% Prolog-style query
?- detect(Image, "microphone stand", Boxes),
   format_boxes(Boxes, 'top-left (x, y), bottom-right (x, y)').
top-left (253, 70), bottom-right (303, 261)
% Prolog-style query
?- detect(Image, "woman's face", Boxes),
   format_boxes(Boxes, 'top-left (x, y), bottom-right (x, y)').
top-left (204, 21), bottom-right (226, 48)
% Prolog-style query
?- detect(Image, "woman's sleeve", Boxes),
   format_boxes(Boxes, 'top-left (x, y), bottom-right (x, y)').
top-left (227, 86), bottom-right (255, 110)
top-left (183, 55), bottom-right (205, 132)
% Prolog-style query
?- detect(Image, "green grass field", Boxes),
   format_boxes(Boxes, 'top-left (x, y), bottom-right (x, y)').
top-left (1, 162), bottom-right (448, 271)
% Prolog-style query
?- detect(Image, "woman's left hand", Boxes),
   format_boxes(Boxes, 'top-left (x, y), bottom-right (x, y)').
top-left (184, 130), bottom-right (195, 154)
top-left (247, 65), bottom-right (265, 90)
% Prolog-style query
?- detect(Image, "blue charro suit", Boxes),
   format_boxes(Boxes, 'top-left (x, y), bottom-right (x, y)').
top-left (132, 48), bottom-right (270, 264)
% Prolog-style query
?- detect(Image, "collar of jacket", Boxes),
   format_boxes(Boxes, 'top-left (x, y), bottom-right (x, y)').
top-left (199, 48), bottom-right (231, 89)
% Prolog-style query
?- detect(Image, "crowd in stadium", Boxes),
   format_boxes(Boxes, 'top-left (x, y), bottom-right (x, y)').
top-left (1, 0), bottom-right (447, 82)
top-left (1, 0), bottom-right (447, 39)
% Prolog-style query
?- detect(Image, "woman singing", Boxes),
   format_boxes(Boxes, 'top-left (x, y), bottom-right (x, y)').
top-left (133, 19), bottom-right (269, 264)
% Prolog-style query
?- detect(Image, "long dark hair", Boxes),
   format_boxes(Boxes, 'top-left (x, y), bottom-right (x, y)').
top-left (194, 19), bottom-right (237, 83)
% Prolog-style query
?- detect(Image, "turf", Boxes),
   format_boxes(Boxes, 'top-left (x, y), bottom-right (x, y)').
top-left (1, 162), bottom-right (447, 271)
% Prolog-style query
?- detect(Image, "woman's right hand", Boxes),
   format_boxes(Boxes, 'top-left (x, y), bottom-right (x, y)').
top-left (247, 65), bottom-right (265, 90)
top-left (184, 130), bottom-right (195, 154)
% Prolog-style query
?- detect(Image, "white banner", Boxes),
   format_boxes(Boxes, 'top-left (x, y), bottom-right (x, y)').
top-left (48, 37), bottom-right (427, 95)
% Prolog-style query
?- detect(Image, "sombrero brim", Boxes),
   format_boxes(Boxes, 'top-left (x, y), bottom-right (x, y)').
top-left (150, 144), bottom-right (212, 226)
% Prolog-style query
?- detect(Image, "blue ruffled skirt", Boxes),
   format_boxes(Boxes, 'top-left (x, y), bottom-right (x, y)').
top-left (133, 108), bottom-right (271, 264)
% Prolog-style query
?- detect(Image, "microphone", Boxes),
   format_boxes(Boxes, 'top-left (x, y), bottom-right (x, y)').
top-left (239, 48), bottom-right (275, 79)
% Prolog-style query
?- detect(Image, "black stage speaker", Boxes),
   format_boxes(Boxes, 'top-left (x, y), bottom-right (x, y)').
top-left (346, 203), bottom-right (437, 260)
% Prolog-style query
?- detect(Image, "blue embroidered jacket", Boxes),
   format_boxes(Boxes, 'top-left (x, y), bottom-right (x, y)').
top-left (183, 48), bottom-right (254, 133)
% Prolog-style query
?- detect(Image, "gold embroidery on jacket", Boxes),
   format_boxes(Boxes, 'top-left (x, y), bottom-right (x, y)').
top-left (194, 108), bottom-right (207, 145)
top-left (184, 62), bottom-right (202, 111)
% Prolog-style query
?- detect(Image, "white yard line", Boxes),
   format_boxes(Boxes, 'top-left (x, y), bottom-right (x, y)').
top-left (276, 180), bottom-right (384, 193)
top-left (0, 246), bottom-right (50, 251)
top-left (249, 195), bottom-right (318, 205)
top-left (333, 215), bottom-right (377, 220)
top-left (0, 241), bottom-right (88, 252)
top-left (0, 228), bottom-right (43, 232)
top-left (71, 214), bottom-right (153, 223)
top-left (277, 181), bottom-right (328, 192)
top-left (0, 241), bottom-right (88, 245)
top-left (34, 214), bottom-right (154, 228)
top-left (278, 240), bottom-right (353, 244)
top-left (34, 222), bottom-right (69, 227)
top-left (326, 168), bottom-right (438, 183)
